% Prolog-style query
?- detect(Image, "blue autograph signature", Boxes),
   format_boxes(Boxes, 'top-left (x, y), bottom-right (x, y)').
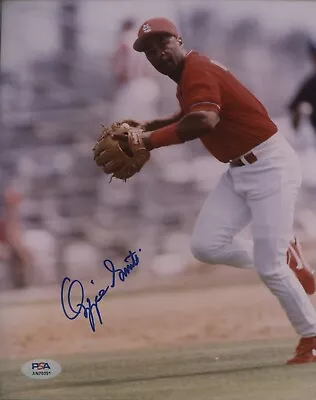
top-left (60, 249), bottom-right (141, 332)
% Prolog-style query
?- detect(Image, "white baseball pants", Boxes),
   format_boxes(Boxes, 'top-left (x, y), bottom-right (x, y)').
top-left (191, 132), bottom-right (316, 337)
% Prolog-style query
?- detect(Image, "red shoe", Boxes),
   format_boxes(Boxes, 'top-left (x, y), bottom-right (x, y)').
top-left (287, 336), bottom-right (316, 364)
top-left (287, 238), bottom-right (316, 295)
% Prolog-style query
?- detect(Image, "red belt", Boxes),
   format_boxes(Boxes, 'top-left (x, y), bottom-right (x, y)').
top-left (230, 151), bottom-right (257, 167)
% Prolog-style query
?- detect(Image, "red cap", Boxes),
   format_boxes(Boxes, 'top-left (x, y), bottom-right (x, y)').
top-left (133, 18), bottom-right (179, 52)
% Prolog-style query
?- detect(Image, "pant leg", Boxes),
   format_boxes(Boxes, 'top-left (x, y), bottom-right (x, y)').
top-left (191, 170), bottom-right (254, 268)
top-left (244, 135), bottom-right (316, 336)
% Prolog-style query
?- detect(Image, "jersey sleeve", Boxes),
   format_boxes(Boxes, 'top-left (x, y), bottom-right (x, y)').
top-left (181, 60), bottom-right (222, 114)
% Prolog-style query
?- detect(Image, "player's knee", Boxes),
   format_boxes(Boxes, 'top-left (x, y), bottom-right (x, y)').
top-left (257, 265), bottom-right (289, 282)
top-left (190, 239), bottom-right (223, 264)
top-left (191, 242), bottom-right (209, 263)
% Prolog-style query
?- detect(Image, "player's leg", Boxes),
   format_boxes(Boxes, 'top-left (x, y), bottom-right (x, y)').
top-left (246, 137), bottom-right (316, 341)
top-left (191, 170), bottom-right (254, 268)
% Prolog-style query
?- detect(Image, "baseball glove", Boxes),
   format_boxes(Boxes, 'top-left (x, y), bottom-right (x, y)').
top-left (93, 122), bottom-right (150, 181)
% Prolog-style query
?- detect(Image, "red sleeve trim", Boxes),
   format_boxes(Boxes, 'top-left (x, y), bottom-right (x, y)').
top-left (149, 123), bottom-right (182, 149)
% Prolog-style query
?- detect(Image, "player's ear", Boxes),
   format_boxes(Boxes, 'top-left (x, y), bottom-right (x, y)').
top-left (177, 36), bottom-right (183, 46)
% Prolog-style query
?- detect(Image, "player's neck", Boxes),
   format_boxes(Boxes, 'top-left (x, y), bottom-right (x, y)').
top-left (168, 49), bottom-right (189, 83)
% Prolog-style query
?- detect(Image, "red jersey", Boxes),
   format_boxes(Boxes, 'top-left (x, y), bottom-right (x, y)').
top-left (176, 51), bottom-right (277, 162)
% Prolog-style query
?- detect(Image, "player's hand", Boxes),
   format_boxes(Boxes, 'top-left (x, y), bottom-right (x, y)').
top-left (111, 132), bottom-right (132, 156)
top-left (119, 119), bottom-right (144, 128)
top-left (111, 130), bottom-right (153, 152)
top-left (119, 119), bottom-right (152, 131)
top-left (111, 132), bottom-right (129, 142)
top-left (93, 122), bottom-right (150, 181)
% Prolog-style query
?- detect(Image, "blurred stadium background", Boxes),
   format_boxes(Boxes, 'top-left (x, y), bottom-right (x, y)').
top-left (1, 3), bottom-right (316, 391)
top-left (1, 0), bottom-right (316, 290)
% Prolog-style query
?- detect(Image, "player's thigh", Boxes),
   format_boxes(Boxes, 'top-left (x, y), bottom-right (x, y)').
top-left (249, 167), bottom-right (301, 273)
top-left (192, 171), bottom-right (251, 243)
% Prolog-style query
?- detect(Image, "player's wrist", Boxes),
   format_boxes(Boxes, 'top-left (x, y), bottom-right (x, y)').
top-left (141, 121), bottom-right (155, 132)
top-left (141, 131), bottom-right (154, 151)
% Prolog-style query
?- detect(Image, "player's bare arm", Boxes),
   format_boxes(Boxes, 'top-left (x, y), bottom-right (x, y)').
top-left (176, 110), bottom-right (219, 142)
top-left (118, 111), bottom-right (182, 131)
top-left (113, 110), bottom-right (219, 151)
top-left (140, 110), bottom-right (219, 151)
top-left (144, 110), bottom-right (183, 131)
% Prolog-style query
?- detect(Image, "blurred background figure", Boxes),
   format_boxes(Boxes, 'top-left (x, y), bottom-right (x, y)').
top-left (288, 39), bottom-right (316, 137)
top-left (110, 17), bottom-right (160, 121)
top-left (57, 0), bottom-right (79, 87)
top-left (0, 185), bottom-right (34, 288)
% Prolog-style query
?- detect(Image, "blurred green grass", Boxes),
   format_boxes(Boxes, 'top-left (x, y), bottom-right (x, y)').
top-left (1, 339), bottom-right (316, 400)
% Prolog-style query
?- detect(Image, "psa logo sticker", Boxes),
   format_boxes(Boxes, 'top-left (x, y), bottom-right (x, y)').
top-left (21, 359), bottom-right (62, 379)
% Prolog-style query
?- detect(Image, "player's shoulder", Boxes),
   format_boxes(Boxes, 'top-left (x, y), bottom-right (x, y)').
top-left (184, 51), bottom-right (229, 74)
top-left (182, 51), bottom-right (212, 79)
top-left (185, 51), bottom-right (212, 67)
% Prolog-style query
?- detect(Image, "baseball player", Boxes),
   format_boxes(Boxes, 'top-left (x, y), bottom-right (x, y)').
top-left (288, 39), bottom-right (316, 135)
top-left (110, 18), bottom-right (160, 122)
top-left (96, 18), bottom-right (316, 364)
